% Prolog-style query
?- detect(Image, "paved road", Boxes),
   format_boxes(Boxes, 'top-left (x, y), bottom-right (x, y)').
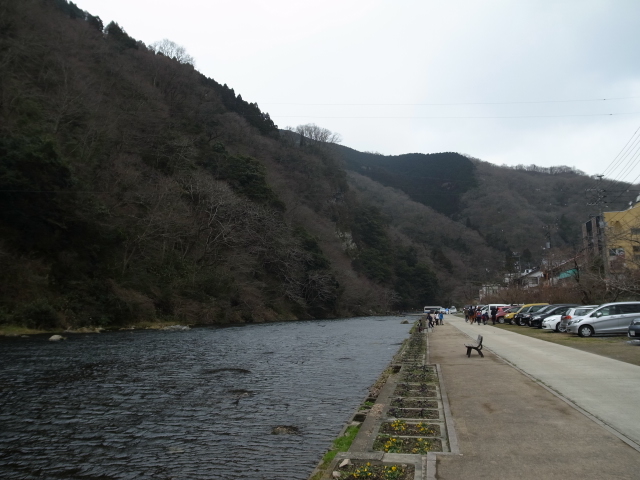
top-left (430, 324), bottom-right (639, 480)
top-left (445, 315), bottom-right (640, 447)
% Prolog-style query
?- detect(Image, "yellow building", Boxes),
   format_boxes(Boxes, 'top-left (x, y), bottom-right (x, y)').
top-left (603, 201), bottom-right (640, 270)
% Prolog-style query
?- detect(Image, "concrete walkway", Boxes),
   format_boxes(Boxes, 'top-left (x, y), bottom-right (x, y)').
top-left (429, 323), bottom-right (640, 480)
top-left (445, 315), bottom-right (640, 446)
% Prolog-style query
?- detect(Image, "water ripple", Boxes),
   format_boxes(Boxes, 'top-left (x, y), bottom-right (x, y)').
top-left (0, 316), bottom-right (411, 479)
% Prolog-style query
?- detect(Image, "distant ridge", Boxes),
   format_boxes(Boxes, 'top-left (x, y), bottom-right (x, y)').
top-left (334, 145), bottom-right (477, 217)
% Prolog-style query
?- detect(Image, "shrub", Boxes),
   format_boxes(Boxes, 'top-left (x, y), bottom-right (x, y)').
top-left (14, 299), bottom-right (60, 329)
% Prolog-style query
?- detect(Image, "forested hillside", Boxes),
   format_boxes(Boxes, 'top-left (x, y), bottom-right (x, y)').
top-left (460, 160), bottom-right (632, 263)
top-left (336, 146), bottom-right (477, 217)
top-left (336, 148), bottom-right (636, 271)
top-left (346, 172), bottom-right (504, 302)
top-left (0, 0), bottom-right (446, 330)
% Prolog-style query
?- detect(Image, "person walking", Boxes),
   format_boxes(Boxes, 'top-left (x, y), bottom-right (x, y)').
top-left (475, 309), bottom-right (482, 325)
top-left (438, 311), bottom-right (444, 325)
top-left (490, 306), bottom-right (498, 325)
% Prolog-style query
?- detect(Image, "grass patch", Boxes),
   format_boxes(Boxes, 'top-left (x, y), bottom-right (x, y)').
top-left (322, 425), bottom-right (361, 465)
top-left (492, 324), bottom-right (640, 367)
top-left (0, 324), bottom-right (58, 336)
top-left (359, 400), bottom-right (375, 410)
top-left (121, 320), bottom-right (190, 330)
top-left (309, 424), bottom-right (361, 479)
top-left (0, 320), bottom-right (192, 336)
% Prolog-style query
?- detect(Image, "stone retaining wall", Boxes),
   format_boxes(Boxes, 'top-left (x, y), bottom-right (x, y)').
top-left (309, 325), bottom-right (456, 480)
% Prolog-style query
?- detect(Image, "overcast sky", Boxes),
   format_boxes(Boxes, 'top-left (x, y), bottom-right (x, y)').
top-left (75, 0), bottom-right (640, 180)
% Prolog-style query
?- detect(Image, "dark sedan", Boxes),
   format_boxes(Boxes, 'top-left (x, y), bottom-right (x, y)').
top-left (529, 304), bottom-right (579, 328)
top-left (519, 304), bottom-right (555, 326)
top-left (515, 304), bottom-right (549, 326)
top-left (628, 318), bottom-right (640, 339)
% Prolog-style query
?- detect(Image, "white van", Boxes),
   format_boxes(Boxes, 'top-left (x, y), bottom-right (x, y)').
top-left (423, 306), bottom-right (443, 314)
top-left (481, 304), bottom-right (509, 316)
top-left (566, 302), bottom-right (640, 337)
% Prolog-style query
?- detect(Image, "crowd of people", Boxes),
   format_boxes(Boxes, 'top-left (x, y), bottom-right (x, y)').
top-left (416, 305), bottom-right (501, 332)
top-left (464, 305), bottom-right (498, 325)
top-left (417, 310), bottom-right (444, 333)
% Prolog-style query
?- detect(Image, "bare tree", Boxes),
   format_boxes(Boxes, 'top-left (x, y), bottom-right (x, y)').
top-left (150, 39), bottom-right (195, 66)
top-left (288, 123), bottom-right (342, 146)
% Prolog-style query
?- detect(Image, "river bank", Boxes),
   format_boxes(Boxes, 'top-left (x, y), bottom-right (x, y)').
top-left (0, 311), bottom-right (415, 337)
top-left (308, 321), bottom-right (454, 480)
top-left (0, 319), bottom-right (191, 337)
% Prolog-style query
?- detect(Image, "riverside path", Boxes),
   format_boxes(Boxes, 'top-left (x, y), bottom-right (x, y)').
top-left (445, 314), bottom-right (640, 448)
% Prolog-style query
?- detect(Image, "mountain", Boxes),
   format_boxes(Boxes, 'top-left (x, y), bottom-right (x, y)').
top-left (334, 147), bottom-right (636, 267)
top-left (0, 0), bottom-right (442, 331)
top-left (334, 146), bottom-right (477, 217)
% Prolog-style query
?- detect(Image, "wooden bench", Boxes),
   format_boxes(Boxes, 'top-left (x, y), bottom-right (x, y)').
top-left (465, 335), bottom-right (484, 358)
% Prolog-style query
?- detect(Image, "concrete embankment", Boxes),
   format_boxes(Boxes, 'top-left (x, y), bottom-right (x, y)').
top-left (309, 323), bottom-right (450, 480)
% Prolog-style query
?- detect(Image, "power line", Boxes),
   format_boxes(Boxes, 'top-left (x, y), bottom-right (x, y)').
top-left (262, 96), bottom-right (640, 106)
top-left (609, 142), bottom-right (640, 184)
top-left (599, 170), bottom-right (640, 223)
top-left (601, 126), bottom-right (640, 177)
top-left (269, 112), bottom-right (640, 119)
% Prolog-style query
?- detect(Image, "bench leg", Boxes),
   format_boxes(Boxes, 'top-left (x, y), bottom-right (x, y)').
top-left (466, 347), bottom-right (472, 357)
top-left (478, 349), bottom-right (484, 358)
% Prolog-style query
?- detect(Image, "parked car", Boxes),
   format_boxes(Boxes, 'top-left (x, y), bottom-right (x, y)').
top-left (566, 302), bottom-right (640, 337)
top-left (628, 319), bottom-right (640, 338)
top-left (559, 306), bottom-right (598, 333)
top-left (541, 314), bottom-right (564, 331)
top-left (514, 303), bottom-right (549, 326)
top-left (501, 305), bottom-right (523, 324)
top-left (496, 306), bottom-right (517, 323)
top-left (520, 304), bottom-right (555, 326)
top-left (449, 306), bottom-right (457, 314)
top-left (529, 304), bottom-right (578, 328)
top-left (476, 304), bottom-right (506, 321)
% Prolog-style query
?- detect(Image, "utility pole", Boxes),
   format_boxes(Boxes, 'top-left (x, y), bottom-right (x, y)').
top-left (542, 217), bottom-right (558, 286)
top-left (586, 175), bottom-right (609, 279)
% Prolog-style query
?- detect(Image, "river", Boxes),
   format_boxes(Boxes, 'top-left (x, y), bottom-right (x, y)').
top-left (0, 316), bottom-right (411, 480)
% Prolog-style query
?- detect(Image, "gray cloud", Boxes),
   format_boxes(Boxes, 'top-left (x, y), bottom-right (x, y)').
top-left (76, 0), bottom-right (640, 178)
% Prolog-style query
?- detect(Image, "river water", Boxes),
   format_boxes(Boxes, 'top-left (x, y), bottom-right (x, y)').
top-left (0, 316), bottom-right (411, 480)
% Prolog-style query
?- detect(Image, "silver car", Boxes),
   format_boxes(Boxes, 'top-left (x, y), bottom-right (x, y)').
top-left (566, 302), bottom-right (640, 337)
top-left (559, 305), bottom-right (598, 333)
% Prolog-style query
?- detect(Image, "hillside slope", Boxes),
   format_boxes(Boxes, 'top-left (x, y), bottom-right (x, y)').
top-left (461, 159), bottom-right (634, 263)
top-left (0, 0), bottom-right (441, 330)
top-left (336, 146), bottom-right (636, 269)
top-left (335, 145), bottom-right (477, 217)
